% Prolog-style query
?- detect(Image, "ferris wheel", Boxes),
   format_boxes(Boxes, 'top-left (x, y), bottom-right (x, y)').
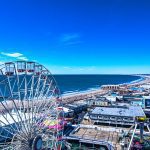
top-left (0, 61), bottom-right (64, 150)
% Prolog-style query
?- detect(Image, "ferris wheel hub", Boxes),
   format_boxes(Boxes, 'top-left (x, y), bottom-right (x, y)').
top-left (32, 135), bottom-right (43, 150)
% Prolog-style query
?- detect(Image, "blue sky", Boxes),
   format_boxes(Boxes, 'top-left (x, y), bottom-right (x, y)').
top-left (0, 0), bottom-right (150, 74)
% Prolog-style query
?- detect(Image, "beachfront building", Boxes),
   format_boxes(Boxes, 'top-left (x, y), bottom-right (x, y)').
top-left (118, 89), bottom-right (131, 95)
top-left (142, 96), bottom-right (150, 117)
top-left (59, 107), bottom-right (74, 119)
top-left (122, 95), bottom-right (145, 108)
top-left (140, 84), bottom-right (150, 93)
top-left (105, 95), bottom-right (116, 102)
top-left (65, 103), bottom-right (87, 114)
top-left (101, 85), bottom-right (120, 91)
top-left (129, 87), bottom-right (145, 93)
top-left (85, 97), bottom-right (110, 107)
top-left (89, 106), bottom-right (145, 126)
top-left (130, 98), bottom-right (145, 108)
top-left (104, 93), bottom-right (122, 103)
top-left (144, 97), bottom-right (150, 108)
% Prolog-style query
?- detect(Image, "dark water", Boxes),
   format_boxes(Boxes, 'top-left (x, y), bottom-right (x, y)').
top-left (54, 75), bottom-right (141, 94)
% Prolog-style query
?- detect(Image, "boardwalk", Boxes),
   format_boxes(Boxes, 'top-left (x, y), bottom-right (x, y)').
top-left (62, 89), bottom-right (108, 104)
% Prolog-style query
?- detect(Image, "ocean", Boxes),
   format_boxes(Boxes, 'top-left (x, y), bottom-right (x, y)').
top-left (54, 75), bottom-right (142, 94)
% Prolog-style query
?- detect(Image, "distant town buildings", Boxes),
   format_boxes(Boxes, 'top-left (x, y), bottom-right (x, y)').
top-left (64, 75), bottom-right (150, 150)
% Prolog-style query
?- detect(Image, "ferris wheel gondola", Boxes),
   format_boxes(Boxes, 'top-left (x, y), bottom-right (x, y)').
top-left (0, 61), bottom-right (64, 150)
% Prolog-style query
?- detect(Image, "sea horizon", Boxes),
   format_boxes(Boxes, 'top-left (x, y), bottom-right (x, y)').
top-left (54, 74), bottom-right (143, 95)
top-left (53, 73), bottom-right (144, 75)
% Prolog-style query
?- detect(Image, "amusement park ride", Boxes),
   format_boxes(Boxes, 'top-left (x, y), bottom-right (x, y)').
top-left (127, 116), bottom-right (150, 150)
top-left (0, 61), bottom-right (64, 150)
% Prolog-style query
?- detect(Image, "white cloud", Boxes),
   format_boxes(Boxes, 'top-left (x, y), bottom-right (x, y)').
top-left (17, 56), bottom-right (28, 61)
top-left (63, 66), bottom-right (72, 69)
top-left (0, 51), bottom-right (29, 61)
top-left (1, 52), bottom-right (23, 58)
top-left (60, 33), bottom-right (80, 42)
top-left (60, 33), bottom-right (81, 45)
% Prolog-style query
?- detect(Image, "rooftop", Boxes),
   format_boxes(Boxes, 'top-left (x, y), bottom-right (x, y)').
top-left (68, 125), bottom-right (123, 149)
top-left (91, 106), bottom-right (145, 117)
top-left (61, 107), bottom-right (74, 113)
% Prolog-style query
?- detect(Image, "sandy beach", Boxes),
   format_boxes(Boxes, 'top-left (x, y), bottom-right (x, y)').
top-left (62, 89), bottom-right (108, 104)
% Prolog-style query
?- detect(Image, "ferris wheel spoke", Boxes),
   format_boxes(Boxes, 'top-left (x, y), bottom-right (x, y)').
top-left (31, 77), bottom-right (47, 122)
top-left (5, 99), bottom-right (29, 138)
top-left (33, 93), bottom-right (57, 128)
top-left (11, 78), bottom-right (17, 94)
top-left (20, 75), bottom-right (35, 133)
top-left (18, 74), bottom-right (26, 90)
top-left (28, 75), bottom-right (35, 100)
top-left (35, 103), bottom-right (55, 124)
top-left (29, 75), bottom-right (35, 132)
top-left (1, 129), bottom-right (13, 142)
top-left (34, 82), bottom-right (44, 99)
top-left (37, 76), bottom-right (48, 99)
top-left (31, 77), bottom-right (39, 101)
top-left (23, 75), bottom-right (33, 137)
top-left (38, 85), bottom-right (50, 101)
top-left (35, 87), bottom-right (57, 117)
top-left (0, 125), bottom-right (27, 142)
top-left (24, 77), bottom-right (35, 137)
top-left (0, 120), bottom-right (17, 135)
top-left (0, 100), bottom-right (21, 132)
top-left (15, 67), bottom-right (31, 134)
top-left (6, 76), bottom-right (30, 138)
top-left (33, 74), bottom-right (42, 100)
top-left (0, 143), bottom-right (11, 150)
top-left (0, 114), bottom-right (27, 140)
top-left (35, 101), bottom-right (58, 126)
top-left (11, 133), bottom-right (28, 146)
top-left (35, 87), bottom-right (56, 115)
top-left (0, 127), bottom-right (14, 141)
top-left (40, 82), bottom-right (54, 101)
top-left (27, 75), bottom-right (36, 127)
top-left (12, 142), bottom-right (29, 150)
top-left (34, 92), bottom-right (49, 114)
top-left (0, 112), bottom-right (28, 141)
top-left (40, 99), bottom-right (56, 116)
top-left (0, 134), bottom-right (12, 141)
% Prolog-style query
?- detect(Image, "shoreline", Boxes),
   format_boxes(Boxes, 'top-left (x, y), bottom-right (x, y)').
top-left (62, 75), bottom-right (144, 96)
top-left (62, 75), bottom-right (149, 104)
